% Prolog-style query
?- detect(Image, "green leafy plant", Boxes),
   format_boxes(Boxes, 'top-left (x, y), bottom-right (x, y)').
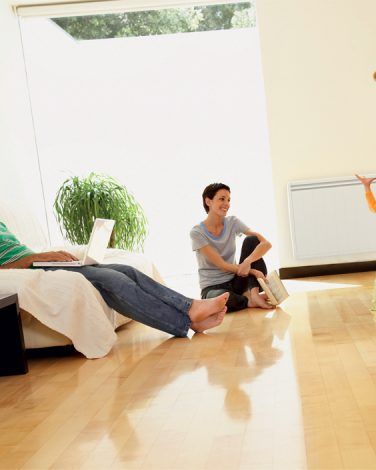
top-left (54, 173), bottom-right (148, 251)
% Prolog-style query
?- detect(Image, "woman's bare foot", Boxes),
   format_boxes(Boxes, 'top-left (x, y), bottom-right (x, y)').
top-left (244, 288), bottom-right (274, 309)
top-left (191, 307), bottom-right (227, 333)
top-left (189, 292), bottom-right (230, 322)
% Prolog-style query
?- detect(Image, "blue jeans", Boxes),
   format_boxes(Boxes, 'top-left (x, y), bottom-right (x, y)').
top-left (42, 264), bottom-right (192, 337)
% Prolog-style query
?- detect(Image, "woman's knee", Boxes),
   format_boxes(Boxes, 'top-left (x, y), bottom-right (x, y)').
top-left (243, 236), bottom-right (260, 251)
top-left (240, 236), bottom-right (260, 259)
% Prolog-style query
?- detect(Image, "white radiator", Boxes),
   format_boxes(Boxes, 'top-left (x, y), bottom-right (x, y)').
top-left (287, 176), bottom-right (376, 259)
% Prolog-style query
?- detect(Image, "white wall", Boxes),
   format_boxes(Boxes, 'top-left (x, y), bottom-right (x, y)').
top-left (3, 0), bottom-right (376, 272)
top-left (256, 0), bottom-right (376, 267)
top-left (0, 3), bottom-right (49, 248)
top-left (19, 18), bottom-right (277, 277)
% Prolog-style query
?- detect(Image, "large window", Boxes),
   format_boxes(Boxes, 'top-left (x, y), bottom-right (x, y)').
top-left (53, 3), bottom-right (255, 40)
top-left (19, 1), bottom-right (278, 283)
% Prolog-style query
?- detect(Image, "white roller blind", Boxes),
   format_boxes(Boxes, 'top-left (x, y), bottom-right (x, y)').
top-left (16, 0), bottom-right (243, 18)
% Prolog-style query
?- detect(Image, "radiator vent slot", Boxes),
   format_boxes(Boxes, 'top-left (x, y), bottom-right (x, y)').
top-left (287, 176), bottom-right (376, 259)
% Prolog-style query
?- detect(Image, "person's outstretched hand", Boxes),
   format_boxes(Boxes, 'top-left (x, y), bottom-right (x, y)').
top-left (355, 174), bottom-right (376, 188)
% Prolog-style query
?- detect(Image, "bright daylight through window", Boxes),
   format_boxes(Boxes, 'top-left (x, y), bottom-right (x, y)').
top-left (52, 2), bottom-right (255, 40)
top-left (19, 0), bottom-right (278, 280)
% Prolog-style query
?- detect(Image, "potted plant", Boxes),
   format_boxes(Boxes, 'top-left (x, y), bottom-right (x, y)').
top-left (54, 173), bottom-right (148, 251)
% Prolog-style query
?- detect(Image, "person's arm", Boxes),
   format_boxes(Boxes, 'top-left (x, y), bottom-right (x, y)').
top-left (355, 174), bottom-right (376, 213)
top-left (198, 244), bottom-right (239, 274)
top-left (0, 251), bottom-right (78, 269)
top-left (365, 191), bottom-right (376, 213)
top-left (237, 230), bottom-right (272, 278)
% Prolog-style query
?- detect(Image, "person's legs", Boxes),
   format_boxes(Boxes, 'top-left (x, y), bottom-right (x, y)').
top-left (238, 236), bottom-right (267, 290)
top-left (97, 264), bottom-right (229, 323)
top-left (45, 264), bottom-right (190, 336)
top-left (97, 263), bottom-right (192, 312)
top-left (233, 236), bottom-right (272, 309)
top-left (43, 264), bottom-right (228, 336)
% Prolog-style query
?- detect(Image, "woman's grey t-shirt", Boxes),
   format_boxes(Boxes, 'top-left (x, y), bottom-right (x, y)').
top-left (190, 216), bottom-right (249, 290)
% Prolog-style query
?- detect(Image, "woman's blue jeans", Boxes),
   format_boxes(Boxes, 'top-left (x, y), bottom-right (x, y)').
top-left (43, 264), bottom-right (192, 337)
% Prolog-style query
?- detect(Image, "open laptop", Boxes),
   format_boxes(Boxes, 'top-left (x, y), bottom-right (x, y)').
top-left (33, 218), bottom-right (115, 267)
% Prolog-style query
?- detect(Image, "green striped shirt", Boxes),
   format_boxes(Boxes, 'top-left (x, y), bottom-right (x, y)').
top-left (0, 222), bottom-right (34, 266)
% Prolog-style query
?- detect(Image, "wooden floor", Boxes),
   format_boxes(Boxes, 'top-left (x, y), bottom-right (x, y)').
top-left (1, 272), bottom-right (376, 469)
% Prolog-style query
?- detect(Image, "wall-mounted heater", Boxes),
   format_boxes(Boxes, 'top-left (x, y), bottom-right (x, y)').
top-left (287, 176), bottom-right (376, 259)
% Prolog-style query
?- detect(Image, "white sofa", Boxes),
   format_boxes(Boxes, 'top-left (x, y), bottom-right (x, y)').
top-left (0, 204), bottom-right (163, 358)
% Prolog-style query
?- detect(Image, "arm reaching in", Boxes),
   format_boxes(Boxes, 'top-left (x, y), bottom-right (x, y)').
top-left (0, 251), bottom-right (78, 269)
top-left (355, 174), bottom-right (376, 213)
top-left (355, 174), bottom-right (376, 190)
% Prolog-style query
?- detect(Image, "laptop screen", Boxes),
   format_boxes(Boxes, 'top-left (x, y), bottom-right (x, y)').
top-left (84, 218), bottom-right (115, 264)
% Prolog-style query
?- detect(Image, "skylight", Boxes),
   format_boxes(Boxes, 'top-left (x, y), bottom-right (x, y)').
top-left (52, 2), bottom-right (255, 40)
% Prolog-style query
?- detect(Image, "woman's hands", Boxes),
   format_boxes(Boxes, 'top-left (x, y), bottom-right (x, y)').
top-left (236, 261), bottom-right (250, 277)
top-left (249, 268), bottom-right (267, 281)
top-left (236, 263), bottom-right (267, 281)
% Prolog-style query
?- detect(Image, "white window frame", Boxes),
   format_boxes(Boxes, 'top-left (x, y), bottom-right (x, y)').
top-left (16, 0), bottom-right (245, 18)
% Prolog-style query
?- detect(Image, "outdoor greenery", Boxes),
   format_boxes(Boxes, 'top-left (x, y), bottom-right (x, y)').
top-left (52, 2), bottom-right (255, 40)
top-left (54, 173), bottom-right (148, 251)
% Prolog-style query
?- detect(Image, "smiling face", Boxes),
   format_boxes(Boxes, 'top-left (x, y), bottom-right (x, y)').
top-left (205, 189), bottom-right (231, 217)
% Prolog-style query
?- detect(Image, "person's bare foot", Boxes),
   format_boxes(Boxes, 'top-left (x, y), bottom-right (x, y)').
top-left (189, 292), bottom-right (230, 322)
top-left (191, 307), bottom-right (227, 333)
top-left (244, 288), bottom-right (275, 309)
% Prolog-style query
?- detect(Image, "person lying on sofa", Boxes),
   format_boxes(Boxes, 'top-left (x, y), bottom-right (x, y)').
top-left (0, 221), bottom-right (229, 336)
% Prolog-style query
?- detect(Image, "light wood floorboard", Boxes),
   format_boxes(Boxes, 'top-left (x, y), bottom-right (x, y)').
top-left (1, 271), bottom-right (376, 469)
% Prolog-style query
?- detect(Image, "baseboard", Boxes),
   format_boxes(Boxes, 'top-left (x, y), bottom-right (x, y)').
top-left (279, 260), bottom-right (376, 279)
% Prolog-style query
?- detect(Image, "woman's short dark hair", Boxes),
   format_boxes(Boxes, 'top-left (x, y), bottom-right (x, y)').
top-left (202, 183), bottom-right (230, 213)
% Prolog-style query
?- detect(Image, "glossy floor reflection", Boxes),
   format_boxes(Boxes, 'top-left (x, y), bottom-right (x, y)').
top-left (1, 272), bottom-right (376, 469)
